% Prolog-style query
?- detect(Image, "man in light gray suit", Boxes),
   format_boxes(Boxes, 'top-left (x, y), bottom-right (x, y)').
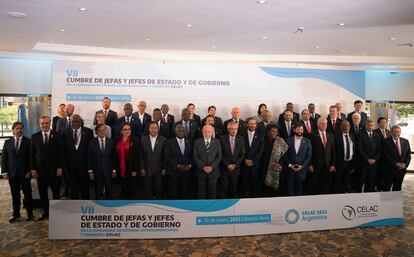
top-left (193, 125), bottom-right (222, 199)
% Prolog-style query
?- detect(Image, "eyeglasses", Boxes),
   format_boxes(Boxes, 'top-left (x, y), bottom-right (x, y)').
top-left (122, 128), bottom-right (131, 131)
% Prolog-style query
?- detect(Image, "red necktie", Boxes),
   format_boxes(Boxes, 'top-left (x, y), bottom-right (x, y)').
top-left (163, 114), bottom-right (167, 123)
top-left (306, 121), bottom-right (311, 133)
top-left (322, 132), bottom-right (327, 150)
top-left (332, 120), bottom-right (336, 130)
top-left (395, 139), bottom-right (401, 155)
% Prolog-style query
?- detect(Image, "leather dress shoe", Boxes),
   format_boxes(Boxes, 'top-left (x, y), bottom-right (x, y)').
top-left (9, 214), bottom-right (21, 223)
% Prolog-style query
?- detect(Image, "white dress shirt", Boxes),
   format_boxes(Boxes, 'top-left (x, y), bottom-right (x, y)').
top-left (248, 130), bottom-right (255, 147)
top-left (342, 133), bottom-right (354, 161)
top-left (294, 136), bottom-right (302, 154)
top-left (150, 135), bottom-right (157, 151)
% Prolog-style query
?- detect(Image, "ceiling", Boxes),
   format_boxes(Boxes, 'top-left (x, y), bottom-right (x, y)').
top-left (1, 0), bottom-right (414, 67)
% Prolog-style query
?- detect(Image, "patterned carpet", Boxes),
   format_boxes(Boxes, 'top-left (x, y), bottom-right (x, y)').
top-left (0, 175), bottom-right (413, 257)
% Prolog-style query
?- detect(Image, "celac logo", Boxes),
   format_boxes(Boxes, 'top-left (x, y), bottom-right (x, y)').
top-left (285, 209), bottom-right (300, 224)
top-left (342, 205), bottom-right (356, 220)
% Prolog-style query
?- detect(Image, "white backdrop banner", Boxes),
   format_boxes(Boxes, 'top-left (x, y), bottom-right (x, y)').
top-left (52, 61), bottom-right (365, 126)
top-left (49, 192), bottom-right (403, 239)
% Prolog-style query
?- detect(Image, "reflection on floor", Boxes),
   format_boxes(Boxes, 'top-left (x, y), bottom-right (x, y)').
top-left (0, 175), bottom-right (413, 257)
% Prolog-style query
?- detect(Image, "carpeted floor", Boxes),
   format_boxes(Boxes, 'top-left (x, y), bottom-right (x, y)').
top-left (0, 175), bottom-right (413, 257)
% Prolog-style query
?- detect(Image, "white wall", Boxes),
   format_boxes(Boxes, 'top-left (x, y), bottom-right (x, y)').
top-left (366, 71), bottom-right (414, 102)
top-left (0, 58), bottom-right (51, 94)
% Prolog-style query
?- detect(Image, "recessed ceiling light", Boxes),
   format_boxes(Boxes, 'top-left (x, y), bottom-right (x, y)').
top-left (78, 7), bottom-right (87, 11)
top-left (60, 28), bottom-right (65, 32)
top-left (186, 24), bottom-right (192, 28)
top-left (389, 37), bottom-right (397, 41)
top-left (145, 38), bottom-right (150, 41)
top-left (338, 49), bottom-right (348, 52)
top-left (314, 46), bottom-right (320, 49)
top-left (7, 12), bottom-right (27, 18)
top-left (50, 40), bottom-right (55, 43)
top-left (337, 23), bottom-right (346, 26)
top-left (256, 0), bottom-right (267, 4)
top-left (212, 45), bottom-right (216, 49)
top-left (361, 53), bottom-right (366, 55)
top-left (262, 36), bottom-right (268, 40)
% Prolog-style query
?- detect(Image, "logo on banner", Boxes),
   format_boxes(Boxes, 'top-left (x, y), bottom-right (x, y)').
top-left (285, 209), bottom-right (300, 224)
top-left (342, 205), bottom-right (356, 220)
top-left (342, 204), bottom-right (378, 220)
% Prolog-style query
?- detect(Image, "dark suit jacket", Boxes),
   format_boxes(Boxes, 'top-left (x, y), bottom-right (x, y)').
top-left (62, 127), bottom-right (93, 174)
top-left (326, 115), bottom-right (342, 135)
top-left (223, 119), bottom-right (246, 136)
top-left (94, 109), bottom-right (118, 128)
top-left (347, 111), bottom-right (368, 127)
top-left (338, 112), bottom-right (346, 121)
top-left (193, 138), bottom-right (222, 179)
top-left (349, 123), bottom-right (364, 139)
top-left (191, 114), bottom-right (202, 128)
top-left (114, 116), bottom-right (140, 139)
top-left (132, 112), bottom-right (152, 137)
top-left (310, 131), bottom-right (335, 170)
top-left (164, 137), bottom-right (193, 176)
top-left (278, 121), bottom-right (294, 141)
top-left (173, 120), bottom-right (199, 140)
top-left (256, 121), bottom-right (275, 136)
top-left (114, 136), bottom-right (141, 177)
top-left (30, 130), bottom-right (64, 176)
top-left (202, 116), bottom-right (224, 130)
top-left (87, 137), bottom-right (116, 178)
top-left (220, 135), bottom-right (245, 173)
top-left (1, 136), bottom-right (30, 179)
top-left (357, 130), bottom-right (382, 166)
top-left (383, 137), bottom-right (411, 172)
top-left (52, 116), bottom-right (61, 132)
top-left (374, 128), bottom-right (391, 140)
top-left (162, 113), bottom-right (175, 137)
top-left (243, 132), bottom-right (264, 168)
top-left (285, 136), bottom-right (312, 172)
top-left (334, 133), bottom-right (356, 169)
top-left (309, 113), bottom-right (321, 125)
top-left (140, 135), bottom-right (166, 176)
top-left (144, 120), bottom-right (170, 139)
top-left (278, 112), bottom-right (300, 123)
top-left (301, 120), bottom-right (316, 139)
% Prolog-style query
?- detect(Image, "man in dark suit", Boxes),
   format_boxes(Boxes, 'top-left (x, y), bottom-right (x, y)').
top-left (140, 122), bottom-right (167, 199)
top-left (383, 126), bottom-right (411, 191)
top-left (56, 103), bottom-right (75, 134)
top-left (164, 124), bottom-right (193, 199)
top-left (223, 107), bottom-right (245, 136)
top-left (161, 104), bottom-right (175, 137)
top-left (334, 120), bottom-right (356, 193)
top-left (278, 102), bottom-right (300, 123)
top-left (347, 100), bottom-right (368, 127)
top-left (204, 115), bottom-right (223, 139)
top-left (193, 125), bottom-right (222, 199)
top-left (278, 110), bottom-right (294, 141)
top-left (173, 108), bottom-right (199, 140)
top-left (145, 108), bottom-right (169, 138)
top-left (132, 100), bottom-right (152, 137)
top-left (326, 105), bottom-right (342, 135)
top-left (1, 122), bottom-right (33, 222)
top-left (94, 97), bottom-right (118, 129)
top-left (308, 103), bottom-right (321, 125)
top-left (374, 117), bottom-right (391, 191)
top-left (220, 121), bottom-right (245, 198)
top-left (87, 124), bottom-right (116, 200)
top-left (201, 105), bottom-right (223, 130)
top-left (306, 118), bottom-right (335, 195)
top-left (241, 118), bottom-right (264, 198)
top-left (256, 110), bottom-right (275, 135)
top-left (335, 102), bottom-right (347, 121)
top-left (349, 112), bottom-right (364, 138)
top-left (62, 114), bottom-right (93, 199)
top-left (357, 120), bottom-right (382, 192)
top-left (285, 123), bottom-right (312, 196)
top-left (114, 103), bottom-right (140, 139)
top-left (30, 116), bottom-right (64, 220)
top-left (301, 109), bottom-right (316, 139)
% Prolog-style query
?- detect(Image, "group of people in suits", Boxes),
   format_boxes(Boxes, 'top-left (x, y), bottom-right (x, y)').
top-left (1, 98), bottom-right (411, 223)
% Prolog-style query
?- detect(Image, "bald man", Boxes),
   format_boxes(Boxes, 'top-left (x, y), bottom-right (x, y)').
top-left (223, 107), bottom-right (246, 136)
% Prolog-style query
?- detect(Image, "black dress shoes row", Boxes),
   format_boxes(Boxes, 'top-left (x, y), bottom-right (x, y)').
top-left (38, 212), bottom-right (49, 221)
top-left (9, 211), bottom-right (34, 222)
